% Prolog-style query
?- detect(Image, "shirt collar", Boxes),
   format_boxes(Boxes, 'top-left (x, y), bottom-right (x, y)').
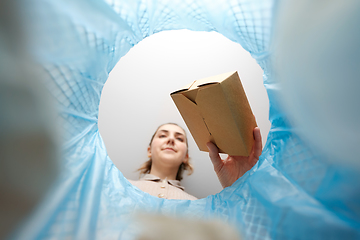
top-left (141, 174), bottom-right (185, 191)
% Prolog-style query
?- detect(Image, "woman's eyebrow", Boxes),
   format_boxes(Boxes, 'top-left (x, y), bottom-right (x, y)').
top-left (158, 130), bottom-right (169, 134)
top-left (174, 132), bottom-right (185, 137)
top-left (158, 130), bottom-right (184, 136)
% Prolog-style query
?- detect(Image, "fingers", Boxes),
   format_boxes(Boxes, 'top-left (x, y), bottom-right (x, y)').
top-left (206, 142), bottom-right (222, 168)
top-left (253, 127), bottom-right (262, 159)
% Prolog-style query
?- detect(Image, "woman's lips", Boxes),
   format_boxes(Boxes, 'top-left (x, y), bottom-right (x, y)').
top-left (163, 148), bottom-right (176, 152)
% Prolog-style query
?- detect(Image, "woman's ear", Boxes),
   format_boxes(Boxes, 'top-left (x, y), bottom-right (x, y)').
top-left (147, 146), bottom-right (151, 158)
top-left (183, 153), bottom-right (189, 164)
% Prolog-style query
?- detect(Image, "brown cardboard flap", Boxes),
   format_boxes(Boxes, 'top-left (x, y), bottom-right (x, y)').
top-left (196, 82), bottom-right (219, 88)
top-left (182, 88), bottom-right (198, 104)
top-left (171, 93), bottom-right (211, 151)
top-left (171, 71), bottom-right (257, 156)
top-left (171, 81), bottom-right (195, 94)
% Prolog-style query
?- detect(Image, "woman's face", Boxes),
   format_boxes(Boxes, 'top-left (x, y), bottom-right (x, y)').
top-left (148, 124), bottom-right (189, 169)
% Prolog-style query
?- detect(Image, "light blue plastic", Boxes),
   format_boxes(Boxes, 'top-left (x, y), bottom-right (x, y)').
top-left (12, 0), bottom-right (360, 239)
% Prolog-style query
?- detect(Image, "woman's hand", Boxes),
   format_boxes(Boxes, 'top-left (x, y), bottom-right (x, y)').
top-left (206, 127), bottom-right (262, 188)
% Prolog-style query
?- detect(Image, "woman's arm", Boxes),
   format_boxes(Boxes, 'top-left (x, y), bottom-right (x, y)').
top-left (206, 127), bottom-right (262, 188)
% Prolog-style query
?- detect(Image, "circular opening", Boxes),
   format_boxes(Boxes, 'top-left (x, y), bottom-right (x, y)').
top-left (99, 30), bottom-right (270, 198)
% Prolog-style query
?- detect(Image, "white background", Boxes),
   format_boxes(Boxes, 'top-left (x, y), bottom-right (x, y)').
top-left (98, 30), bottom-right (270, 198)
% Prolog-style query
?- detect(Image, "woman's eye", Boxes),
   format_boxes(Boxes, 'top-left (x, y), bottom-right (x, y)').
top-left (177, 138), bottom-right (184, 142)
top-left (159, 135), bottom-right (166, 138)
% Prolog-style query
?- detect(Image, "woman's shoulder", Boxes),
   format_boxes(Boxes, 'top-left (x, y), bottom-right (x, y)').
top-left (128, 178), bottom-right (150, 189)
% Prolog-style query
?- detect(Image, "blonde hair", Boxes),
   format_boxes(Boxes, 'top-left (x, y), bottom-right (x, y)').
top-left (137, 123), bottom-right (194, 181)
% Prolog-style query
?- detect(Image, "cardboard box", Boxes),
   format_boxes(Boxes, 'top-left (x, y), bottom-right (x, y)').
top-left (170, 71), bottom-right (257, 156)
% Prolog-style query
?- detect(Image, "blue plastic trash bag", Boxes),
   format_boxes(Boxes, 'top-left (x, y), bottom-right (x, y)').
top-left (2, 0), bottom-right (359, 239)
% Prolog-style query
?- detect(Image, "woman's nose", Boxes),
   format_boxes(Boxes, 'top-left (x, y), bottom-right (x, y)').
top-left (167, 136), bottom-right (175, 145)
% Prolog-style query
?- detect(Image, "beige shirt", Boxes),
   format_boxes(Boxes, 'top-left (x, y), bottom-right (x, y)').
top-left (129, 174), bottom-right (197, 200)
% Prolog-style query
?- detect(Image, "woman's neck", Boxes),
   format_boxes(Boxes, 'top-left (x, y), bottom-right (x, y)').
top-left (149, 166), bottom-right (177, 181)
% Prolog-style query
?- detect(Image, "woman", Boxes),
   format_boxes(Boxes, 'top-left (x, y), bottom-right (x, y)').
top-left (129, 123), bottom-right (262, 200)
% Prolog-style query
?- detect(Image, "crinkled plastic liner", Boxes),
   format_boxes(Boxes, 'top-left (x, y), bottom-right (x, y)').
top-left (12, 0), bottom-right (360, 239)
